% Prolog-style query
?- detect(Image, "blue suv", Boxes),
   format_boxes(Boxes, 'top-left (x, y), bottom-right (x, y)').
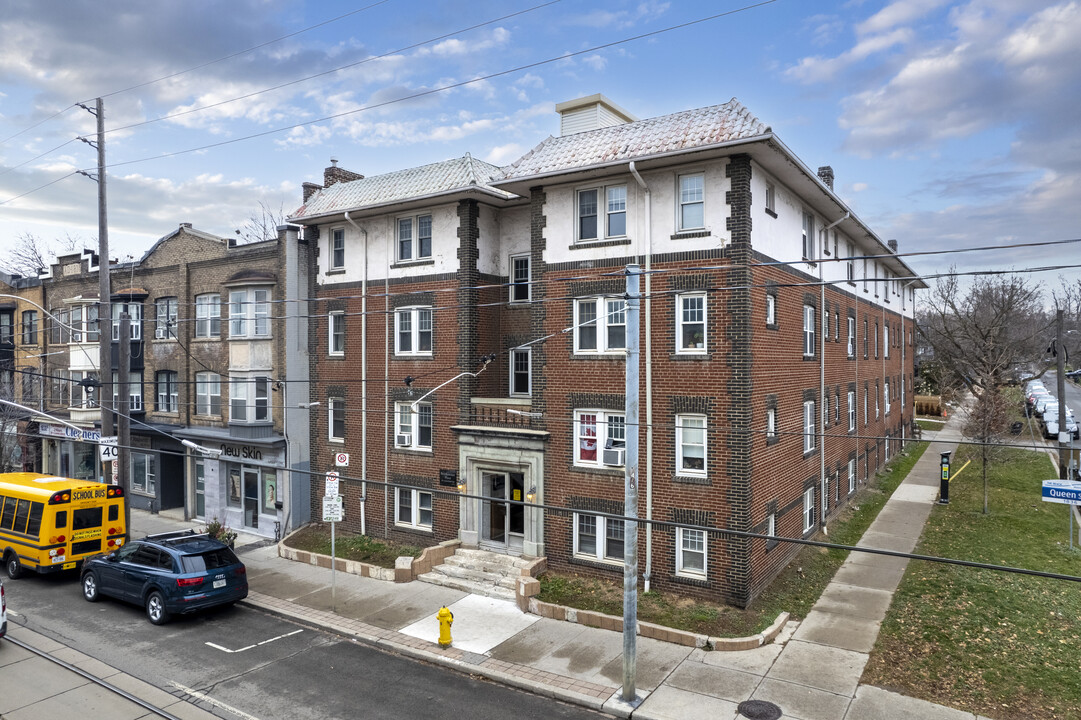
top-left (80, 530), bottom-right (248, 625)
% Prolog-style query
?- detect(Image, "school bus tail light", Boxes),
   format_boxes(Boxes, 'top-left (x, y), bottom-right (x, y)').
top-left (48, 491), bottom-right (71, 505)
top-left (49, 534), bottom-right (66, 544)
top-left (107, 539), bottom-right (116, 547)
top-left (107, 487), bottom-right (124, 498)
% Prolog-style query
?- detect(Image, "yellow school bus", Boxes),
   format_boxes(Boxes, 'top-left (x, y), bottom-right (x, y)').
top-left (0, 473), bottom-right (126, 579)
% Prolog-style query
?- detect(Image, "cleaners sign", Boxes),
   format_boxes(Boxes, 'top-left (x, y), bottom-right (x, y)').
top-left (1041, 479), bottom-right (1081, 506)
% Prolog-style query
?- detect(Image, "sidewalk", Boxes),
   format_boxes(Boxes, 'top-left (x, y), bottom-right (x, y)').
top-left (131, 409), bottom-right (990, 720)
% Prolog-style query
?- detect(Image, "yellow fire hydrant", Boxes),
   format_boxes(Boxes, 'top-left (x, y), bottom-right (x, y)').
top-left (437, 606), bottom-right (454, 648)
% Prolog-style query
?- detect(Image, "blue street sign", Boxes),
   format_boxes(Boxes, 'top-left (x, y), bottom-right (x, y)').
top-left (1041, 479), bottom-right (1081, 506)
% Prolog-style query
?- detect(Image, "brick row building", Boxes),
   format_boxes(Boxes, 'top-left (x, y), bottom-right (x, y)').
top-left (290, 95), bottom-right (925, 605)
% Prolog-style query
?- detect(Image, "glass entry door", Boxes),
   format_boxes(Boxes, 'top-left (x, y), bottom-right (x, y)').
top-left (480, 471), bottom-right (524, 553)
top-left (243, 467), bottom-right (260, 529)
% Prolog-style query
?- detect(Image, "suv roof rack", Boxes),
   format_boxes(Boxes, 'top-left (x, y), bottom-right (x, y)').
top-left (144, 529), bottom-right (211, 544)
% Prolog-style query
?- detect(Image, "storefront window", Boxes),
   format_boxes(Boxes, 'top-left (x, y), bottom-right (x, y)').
top-left (58, 440), bottom-right (97, 481)
top-left (228, 466), bottom-right (242, 507)
top-left (263, 472), bottom-right (277, 512)
top-left (195, 460), bottom-right (205, 518)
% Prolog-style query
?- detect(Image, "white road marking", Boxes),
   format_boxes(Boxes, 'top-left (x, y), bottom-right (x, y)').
top-left (7, 610), bottom-right (19, 617)
top-left (170, 682), bottom-right (261, 720)
top-left (205, 628), bottom-right (304, 654)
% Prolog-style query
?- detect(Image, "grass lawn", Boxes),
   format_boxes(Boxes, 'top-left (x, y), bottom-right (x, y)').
top-left (538, 440), bottom-right (929, 638)
top-left (283, 523), bottom-right (422, 568)
top-left (862, 445), bottom-right (1081, 720)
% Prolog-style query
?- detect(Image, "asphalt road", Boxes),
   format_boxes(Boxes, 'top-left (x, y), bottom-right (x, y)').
top-left (3, 570), bottom-right (604, 720)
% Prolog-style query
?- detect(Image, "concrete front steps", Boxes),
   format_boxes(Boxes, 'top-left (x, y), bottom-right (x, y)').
top-left (417, 547), bottom-right (537, 602)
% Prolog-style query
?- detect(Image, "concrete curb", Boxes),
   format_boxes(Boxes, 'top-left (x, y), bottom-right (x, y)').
top-left (276, 530), bottom-right (461, 583)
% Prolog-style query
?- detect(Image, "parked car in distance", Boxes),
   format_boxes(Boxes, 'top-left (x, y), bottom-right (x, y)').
top-left (80, 530), bottom-right (247, 625)
top-left (1045, 415), bottom-right (1080, 439)
top-left (1034, 395), bottom-right (1059, 418)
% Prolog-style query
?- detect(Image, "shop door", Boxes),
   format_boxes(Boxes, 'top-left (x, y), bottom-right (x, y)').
top-left (243, 467), bottom-right (260, 529)
top-left (480, 471), bottom-right (524, 554)
top-left (195, 461), bottom-right (205, 518)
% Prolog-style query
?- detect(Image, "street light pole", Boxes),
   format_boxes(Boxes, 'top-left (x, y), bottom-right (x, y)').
top-left (1057, 309), bottom-right (1068, 480)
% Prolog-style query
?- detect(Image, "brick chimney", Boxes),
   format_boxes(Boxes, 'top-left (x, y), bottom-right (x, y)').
top-left (302, 182), bottom-right (322, 203)
top-left (888, 239), bottom-right (898, 253)
top-left (323, 158), bottom-right (364, 188)
top-left (817, 166), bottom-right (834, 191)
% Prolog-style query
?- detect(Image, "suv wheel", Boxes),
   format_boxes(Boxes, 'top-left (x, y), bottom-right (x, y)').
top-left (5, 553), bottom-right (21, 580)
top-left (82, 572), bottom-right (100, 602)
top-left (145, 590), bottom-right (170, 625)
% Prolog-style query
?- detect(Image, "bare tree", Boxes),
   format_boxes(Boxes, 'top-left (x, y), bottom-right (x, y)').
top-left (0, 378), bottom-right (22, 473)
top-left (918, 270), bottom-right (1050, 395)
top-left (234, 201), bottom-right (287, 245)
top-left (963, 387), bottom-right (1010, 514)
top-left (0, 232), bottom-right (89, 277)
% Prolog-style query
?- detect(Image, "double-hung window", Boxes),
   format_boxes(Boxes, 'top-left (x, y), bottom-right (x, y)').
top-left (677, 294), bottom-right (706, 352)
top-left (21, 311), bottom-right (38, 345)
top-left (803, 305), bottom-right (815, 357)
top-left (510, 254), bottom-right (530, 303)
top-left (574, 513), bottom-right (624, 563)
top-left (849, 459), bottom-right (857, 493)
top-left (766, 407), bottom-right (777, 442)
top-left (229, 288), bottom-right (271, 338)
top-left (846, 242), bottom-right (855, 281)
top-left (509, 348), bottom-right (531, 397)
top-left (765, 182), bottom-right (776, 214)
top-left (884, 380), bottom-right (891, 415)
top-left (676, 415), bottom-right (706, 476)
top-left (577, 185), bottom-right (627, 240)
top-left (848, 390), bottom-right (856, 432)
top-left (230, 376), bottom-right (270, 423)
top-left (329, 397), bottom-right (346, 441)
top-left (575, 410), bottom-right (625, 467)
top-left (112, 370), bottom-right (144, 411)
top-left (395, 307), bottom-right (433, 356)
top-left (884, 324), bottom-right (890, 358)
top-left (111, 302), bottom-right (142, 341)
top-left (765, 293), bottom-right (776, 327)
top-left (395, 488), bottom-right (433, 530)
top-left (395, 401), bottom-right (432, 450)
top-left (847, 316), bottom-right (856, 357)
top-left (331, 228), bottom-right (345, 270)
top-left (131, 452), bottom-right (156, 495)
top-left (676, 527), bottom-right (706, 577)
top-left (155, 371), bottom-right (178, 413)
top-left (803, 487), bottom-right (816, 533)
top-left (196, 372), bottom-right (221, 416)
top-left (574, 297), bottom-right (625, 354)
top-left (802, 211), bottom-right (815, 261)
top-left (195, 294), bottom-right (221, 338)
top-left (803, 400), bottom-right (816, 454)
top-left (329, 312), bottom-right (345, 355)
top-left (678, 174), bottom-right (704, 231)
top-left (155, 297), bottom-right (178, 339)
top-left (397, 214), bottom-right (432, 261)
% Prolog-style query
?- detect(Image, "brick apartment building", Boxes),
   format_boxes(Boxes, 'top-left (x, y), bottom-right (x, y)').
top-left (288, 94), bottom-right (923, 606)
top-left (28, 227), bottom-right (311, 539)
top-left (0, 271), bottom-right (46, 472)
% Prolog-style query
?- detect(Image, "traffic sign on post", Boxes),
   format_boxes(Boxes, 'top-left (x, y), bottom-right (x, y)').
top-left (322, 495), bottom-right (344, 522)
top-left (325, 471), bottom-right (340, 499)
top-left (335, 452), bottom-right (350, 467)
top-left (99, 435), bottom-right (119, 462)
top-left (1041, 479), bottom-right (1081, 505)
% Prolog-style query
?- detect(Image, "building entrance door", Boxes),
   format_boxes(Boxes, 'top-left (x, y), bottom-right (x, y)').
top-left (480, 471), bottom-right (524, 553)
top-left (242, 466), bottom-right (260, 529)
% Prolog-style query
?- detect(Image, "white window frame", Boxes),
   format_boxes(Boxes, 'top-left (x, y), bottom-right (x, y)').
top-left (578, 184), bottom-right (628, 241)
top-left (676, 293), bottom-right (706, 353)
top-left (509, 347), bottom-right (531, 397)
top-left (329, 396), bottom-right (346, 442)
top-left (765, 182), bottom-right (775, 214)
top-left (802, 211), bottom-right (815, 261)
top-left (849, 459), bottom-right (857, 493)
top-left (329, 311), bottom-right (345, 356)
top-left (195, 372), bottom-right (221, 416)
top-left (156, 371), bottom-right (178, 413)
top-left (111, 302), bottom-right (142, 341)
top-left (395, 307), bottom-right (433, 356)
top-left (573, 297), bottom-right (626, 355)
top-left (875, 382), bottom-right (880, 419)
top-left (395, 401), bottom-right (433, 450)
top-left (155, 297), bottom-right (178, 340)
top-left (331, 228), bottom-right (346, 270)
top-left (510, 254), bottom-right (531, 303)
top-left (884, 324), bottom-right (890, 359)
top-left (676, 527), bottom-right (707, 578)
top-left (677, 173), bottom-right (705, 231)
top-left (846, 242), bottom-right (855, 281)
top-left (803, 487), bottom-right (816, 533)
top-left (131, 452), bottom-right (156, 496)
top-left (195, 294), bottom-right (221, 338)
top-left (823, 307), bottom-right (830, 341)
top-left (395, 488), bottom-right (433, 530)
top-left (574, 410), bottom-right (626, 467)
top-left (823, 475), bottom-right (830, 518)
top-left (573, 513), bottom-right (624, 564)
top-left (230, 376), bottom-right (270, 423)
top-left (676, 414), bottom-right (707, 477)
top-left (229, 288), bottom-right (271, 339)
top-left (803, 400), bottom-right (816, 454)
top-left (766, 513), bottom-right (776, 542)
top-left (884, 380), bottom-right (891, 415)
top-left (397, 214), bottom-right (433, 262)
top-left (847, 316), bottom-right (856, 357)
top-left (112, 370), bottom-right (144, 412)
top-left (766, 407), bottom-right (777, 441)
top-left (803, 305), bottom-right (816, 357)
top-left (848, 390), bottom-right (856, 432)
top-left (765, 293), bottom-right (776, 326)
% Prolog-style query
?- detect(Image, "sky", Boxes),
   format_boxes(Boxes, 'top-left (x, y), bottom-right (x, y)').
top-left (0, 0), bottom-right (1078, 293)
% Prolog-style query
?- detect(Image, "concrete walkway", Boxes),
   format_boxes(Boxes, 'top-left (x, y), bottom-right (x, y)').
top-left (125, 408), bottom-right (996, 720)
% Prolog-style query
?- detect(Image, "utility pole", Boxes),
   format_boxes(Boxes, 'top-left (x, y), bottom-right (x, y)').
top-left (622, 263), bottom-right (641, 704)
top-left (118, 312), bottom-right (131, 532)
top-left (79, 98), bottom-right (113, 484)
top-left (1056, 309), bottom-right (1068, 480)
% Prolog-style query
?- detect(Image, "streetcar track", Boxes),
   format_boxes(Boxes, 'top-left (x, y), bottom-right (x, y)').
top-left (4, 633), bottom-right (184, 720)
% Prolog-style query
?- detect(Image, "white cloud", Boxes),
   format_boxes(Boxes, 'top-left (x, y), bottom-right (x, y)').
top-left (856, 0), bottom-right (951, 35)
top-left (582, 54), bottom-right (608, 72)
top-left (484, 143), bottom-right (524, 165)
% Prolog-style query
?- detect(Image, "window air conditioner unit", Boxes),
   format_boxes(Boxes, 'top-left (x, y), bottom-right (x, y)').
top-left (155, 327), bottom-right (166, 339)
top-left (602, 447), bottom-right (625, 466)
top-left (396, 433), bottom-right (412, 446)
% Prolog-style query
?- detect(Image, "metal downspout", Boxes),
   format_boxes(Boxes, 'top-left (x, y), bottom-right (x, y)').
top-left (629, 161), bottom-right (653, 592)
top-left (344, 211), bottom-right (368, 536)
